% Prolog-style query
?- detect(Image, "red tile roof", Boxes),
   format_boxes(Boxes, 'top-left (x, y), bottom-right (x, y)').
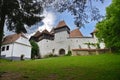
top-left (69, 28), bottom-right (83, 37)
top-left (2, 33), bottom-right (26, 45)
top-left (56, 21), bottom-right (67, 28)
top-left (55, 21), bottom-right (70, 30)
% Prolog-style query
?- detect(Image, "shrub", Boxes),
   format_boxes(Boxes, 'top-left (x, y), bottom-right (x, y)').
top-left (30, 40), bottom-right (40, 59)
top-left (44, 54), bottom-right (58, 58)
top-left (66, 50), bottom-right (72, 56)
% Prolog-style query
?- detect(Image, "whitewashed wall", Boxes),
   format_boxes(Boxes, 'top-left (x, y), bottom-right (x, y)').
top-left (14, 36), bottom-right (31, 59)
top-left (1, 44), bottom-right (14, 58)
top-left (68, 37), bottom-right (97, 49)
top-left (37, 31), bottom-right (105, 58)
top-left (54, 31), bottom-right (69, 42)
top-left (54, 31), bottom-right (70, 55)
top-left (1, 36), bottom-right (31, 60)
top-left (16, 36), bottom-right (31, 46)
top-left (12, 43), bottom-right (31, 59)
top-left (38, 39), bottom-right (54, 57)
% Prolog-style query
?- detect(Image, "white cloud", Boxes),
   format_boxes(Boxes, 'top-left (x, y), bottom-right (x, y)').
top-left (38, 10), bottom-right (56, 32)
top-left (26, 10), bottom-right (57, 38)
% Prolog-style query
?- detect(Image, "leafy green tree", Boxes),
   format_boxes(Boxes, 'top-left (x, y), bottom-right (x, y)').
top-left (0, 0), bottom-right (43, 56)
top-left (42, 0), bottom-right (104, 27)
top-left (30, 40), bottom-right (40, 59)
top-left (96, 0), bottom-right (120, 52)
top-left (0, 0), bottom-right (104, 57)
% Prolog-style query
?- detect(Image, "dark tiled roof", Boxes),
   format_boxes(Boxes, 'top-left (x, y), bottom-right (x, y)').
top-left (42, 29), bottom-right (50, 34)
top-left (33, 31), bottom-right (41, 37)
top-left (69, 28), bottom-right (83, 38)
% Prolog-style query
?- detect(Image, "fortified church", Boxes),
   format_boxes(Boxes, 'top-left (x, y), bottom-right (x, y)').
top-left (31, 21), bottom-right (105, 58)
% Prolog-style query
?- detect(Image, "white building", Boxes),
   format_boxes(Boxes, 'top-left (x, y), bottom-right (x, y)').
top-left (30, 21), bottom-right (105, 58)
top-left (1, 33), bottom-right (31, 60)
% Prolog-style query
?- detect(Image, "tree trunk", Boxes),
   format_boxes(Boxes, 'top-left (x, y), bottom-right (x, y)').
top-left (0, 8), bottom-right (6, 58)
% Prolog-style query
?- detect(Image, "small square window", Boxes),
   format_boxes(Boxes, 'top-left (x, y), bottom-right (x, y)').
top-left (6, 46), bottom-right (9, 50)
top-left (2, 47), bottom-right (5, 51)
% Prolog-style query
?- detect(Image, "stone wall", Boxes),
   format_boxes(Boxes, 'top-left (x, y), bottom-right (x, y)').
top-left (72, 49), bottom-right (109, 56)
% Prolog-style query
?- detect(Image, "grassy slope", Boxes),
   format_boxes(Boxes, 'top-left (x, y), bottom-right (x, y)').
top-left (0, 54), bottom-right (120, 80)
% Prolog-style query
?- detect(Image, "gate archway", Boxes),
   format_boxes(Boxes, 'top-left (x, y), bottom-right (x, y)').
top-left (59, 49), bottom-right (65, 55)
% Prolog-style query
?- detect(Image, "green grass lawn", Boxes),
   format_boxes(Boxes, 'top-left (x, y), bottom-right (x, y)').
top-left (0, 54), bottom-right (120, 80)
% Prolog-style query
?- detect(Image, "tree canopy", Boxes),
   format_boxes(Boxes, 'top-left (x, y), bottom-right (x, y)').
top-left (0, 0), bottom-right (43, 56)
top-left (0, 0), bottom-right (104, 56)
top-left (42, 0), bottom-right (104, 27)
top-left (96, 0), bottom-right (120, 52)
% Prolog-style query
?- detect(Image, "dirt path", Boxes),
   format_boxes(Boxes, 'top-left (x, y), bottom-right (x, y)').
top-left (0, 71), bottom-right (24, 80)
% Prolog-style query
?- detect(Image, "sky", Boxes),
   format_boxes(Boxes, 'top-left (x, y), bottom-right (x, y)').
top-left (4, 0), bottom-right (112, 37)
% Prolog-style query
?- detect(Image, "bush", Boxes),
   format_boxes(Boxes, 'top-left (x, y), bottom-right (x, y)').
top-left (53, 54), bottom-right (58, 57)
top-left (30, 40), bottom-right (40, 59)
top-left (66, 51), bottom-right (72, 56)
top-left (44, 54), bottom-right (58, 58)
top-left (48, 54), bottom-right (54, 57)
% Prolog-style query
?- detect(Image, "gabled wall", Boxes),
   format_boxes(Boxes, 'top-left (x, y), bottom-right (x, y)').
top-left (1, 36), bottom-right (31, 60)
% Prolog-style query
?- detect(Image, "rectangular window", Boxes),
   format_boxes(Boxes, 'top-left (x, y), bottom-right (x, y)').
top-left (6, 46), bottom-right (9, 50)
top-left (2, 47), bottom-right (5, 51)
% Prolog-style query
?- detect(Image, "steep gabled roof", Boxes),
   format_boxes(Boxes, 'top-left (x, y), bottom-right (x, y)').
top-left (91, 29), bottom-right (98, 34)
top-left (33, 31), bottom-right (41, 37)
top-left (55, 21), bottom-right (70, 30)
top-left (56, 21), bottom-right (67, 28)
top-left (69, 28), bottom-right (83, 38)
top-left (2, 33), bottom-right (26, 45)
top-left (42, 29), bottom-right (50, 34)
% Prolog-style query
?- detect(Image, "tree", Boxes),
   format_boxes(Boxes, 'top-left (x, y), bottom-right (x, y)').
top-left (42, 0), bottom-right (104, 27)
top-left (0, 0), bottom-right (104, 57)
top-left (30, 40), bottom-right (40, 59)
top-left (0, 0), bottom-right (43, 57)
top-left (96, 0), bottom-right (120, 52)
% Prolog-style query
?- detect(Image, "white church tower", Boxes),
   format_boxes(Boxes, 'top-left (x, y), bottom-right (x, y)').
top-left (54, 21), bottom-right (70, 55)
